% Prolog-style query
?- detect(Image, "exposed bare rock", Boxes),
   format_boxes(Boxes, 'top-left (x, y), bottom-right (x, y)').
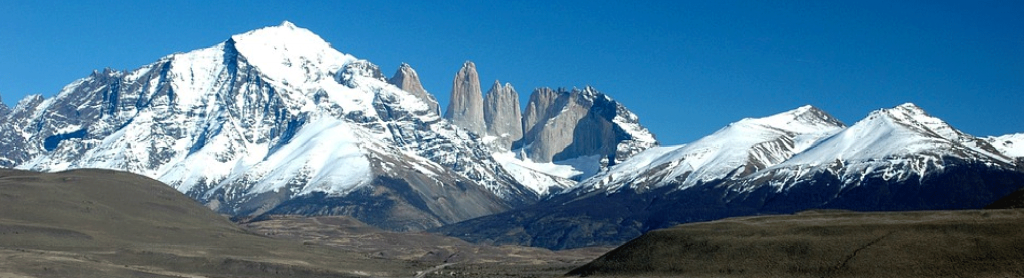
top-left (444, 61), bottom-right (486, 135)
top-left (522, 87), bottom-right (567, 138)
top-left (337, 60), bottom-right (385, 88)
top-left (520, 86), bottom-right (657, 168)
top-left (483, 80), bottom-right (523, 150)
top-left (388, 63), bottom-right (439, 115)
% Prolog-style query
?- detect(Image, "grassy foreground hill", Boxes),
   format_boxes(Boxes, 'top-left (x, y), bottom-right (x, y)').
top-left (0, 168), bottom-right (415, 278)
top-left (567, 209), bottom-right (1024, 278)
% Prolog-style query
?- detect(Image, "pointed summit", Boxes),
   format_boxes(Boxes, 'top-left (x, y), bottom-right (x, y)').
top-left (784, 103), bottom-right (1004, 165)
top-left (737, 105), bottom-right (845, 134)
top-left (872, 103), bottom-right (967, 143)
top-left (279, 20), bottom-right (298, 29)
top-left (388, 63), bottom-right (439, 115)
top-left (444, 61), bottom-right (486, 135)
top-left (483, 80), bottom-right (523, 149)
top-left (578, 105), bottom-right (844, 192)
top-left (227, 22), bottom-right (356, 86)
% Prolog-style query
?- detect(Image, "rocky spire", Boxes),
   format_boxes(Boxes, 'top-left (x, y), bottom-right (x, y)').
top-left (444, 61), bottom-right (486, 135)
top-left (388, 63), bottom-right (439, 115)
top-left (483, 80), bottom-right (523, 150)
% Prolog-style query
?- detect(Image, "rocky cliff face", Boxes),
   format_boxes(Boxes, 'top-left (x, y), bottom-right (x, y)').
top-left (519, 86), bottom-right (658, 173)
top-left (387, 63), bottom-right (439, 115)
top-left (443, 61), bottom-right (486, 136)
top-left (483, 80), bottom-right (523, 150)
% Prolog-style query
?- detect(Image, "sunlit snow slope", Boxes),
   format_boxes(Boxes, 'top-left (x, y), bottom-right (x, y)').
top-left (3, 22), bottom-right (540, 230)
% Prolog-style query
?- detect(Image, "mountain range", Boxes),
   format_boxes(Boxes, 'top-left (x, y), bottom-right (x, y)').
top-left (1, 22), bottom-right (1022, 249)
top-left (438, 103), bottom-right (1024, 249)
top-left (0, 22), bottom-right (654, 232)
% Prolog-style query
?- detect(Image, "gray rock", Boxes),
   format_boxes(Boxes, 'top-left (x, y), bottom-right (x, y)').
top-left (444, 61), bottom-right (486, 135)
top-left (522, 87), bottom-right (567, 138)
top-left (337, 60), bottom-right (385, 88)
top-left (483, 80), bottom-right (523, 150)
top-left (388, 63), bottom-right (439, 115)
top-left (520, 87), bottom-right (657, 167)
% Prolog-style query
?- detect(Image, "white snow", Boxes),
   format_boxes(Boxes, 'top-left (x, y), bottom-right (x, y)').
top-left (243, 117), bottom-right (372, 196)
top-left (988, 133), bottom-right (1024, 158)
top-left (783, 103), bottom-right (991, 165)
top-left (575, 105), bottom-right (844, 193)
top-left (6, 21), bottom-right (536, 209)
top-left (492, 151), bottom-right (576, 196)
top-left (231, 21), bottom-right (357, 89)
top-left (736, 103), bottom-right (1018, 192)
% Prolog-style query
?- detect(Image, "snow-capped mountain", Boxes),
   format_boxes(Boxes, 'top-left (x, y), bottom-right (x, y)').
top-left (987, 133), bottom-right (1024, 160)
top-left (736, 103), bottom-right (1019, 193)
top-left (1, 22), bottom-right (550, 231)
top-left (574, 105), bottom-right (844, 194)
top-left (437, 103), bottom-right (1024, 249)
top-left (442, 61), bottom-right (659, 189)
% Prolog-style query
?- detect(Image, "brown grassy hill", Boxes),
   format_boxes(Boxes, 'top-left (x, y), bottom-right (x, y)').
top-left (0, 168), bottom-right (415, 278)
top-left (567, 209), bottom-right (1024, 278)
top-left (243, 215), bottom-right (608, 277)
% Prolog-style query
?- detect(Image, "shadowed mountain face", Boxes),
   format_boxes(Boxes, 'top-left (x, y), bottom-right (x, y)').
top-left (567, 209), bottom-right (1024, 278)
top-left (0, 168), bottom-right (419, 277)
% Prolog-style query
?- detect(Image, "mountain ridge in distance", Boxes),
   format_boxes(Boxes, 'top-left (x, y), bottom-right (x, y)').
top-left (437, 103), bottom-right (1024, 250)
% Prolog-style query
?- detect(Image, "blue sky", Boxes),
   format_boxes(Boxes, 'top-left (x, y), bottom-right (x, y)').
top-left (1, 1), bottom-right (1021, 144)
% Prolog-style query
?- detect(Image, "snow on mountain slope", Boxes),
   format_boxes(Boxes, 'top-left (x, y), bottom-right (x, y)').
top-left (492, 151), bottom-right (577, 196)
top-left (987, 133), bottom-right (1024, 158)
top-left (782, 103), bottom-right (1011, 166)
top-left (440, 103), bottom-right (1024, 250)
top-left (5, 22), bottom-right (536, 229)
top-left (575, 105), bottom-right (845, 193)
top-left (740, 103), bottom-right (1019, 192)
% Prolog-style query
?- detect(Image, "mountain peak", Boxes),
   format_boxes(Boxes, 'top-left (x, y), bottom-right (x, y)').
top-left (227, 22), bottom-right (355, 87)
top-left (483, 79), bottom-right (523, 150)
top-left (231, 21), bottom-right (325, 46)
top-left (895, 102), bottom-right (922, 110)
top-left (444, 60), bottom-right (486, 135)
top-left (871, 103), bottom-right (957, 138)
top-left (881, 103), bottom-right (930, 120)
top-left (782, 103), bottom-right (992, 166)
top-left (388, 63), bottom-right (439, 114)
top-left (738, 105), bottom-right (844, 133)
top-left (279, 20), bottom-right (298, 29)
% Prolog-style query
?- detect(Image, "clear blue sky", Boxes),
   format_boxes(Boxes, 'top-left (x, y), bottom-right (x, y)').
top-left (1, 1), bottom-right (1022, 144)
